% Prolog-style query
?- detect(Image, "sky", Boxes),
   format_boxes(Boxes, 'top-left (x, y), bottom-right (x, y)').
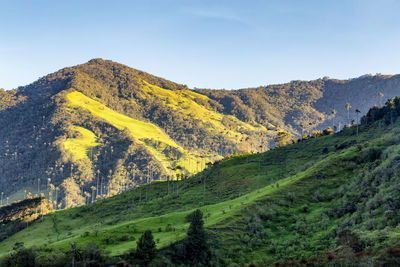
top-left (1, 0), bottom-right (400, 90)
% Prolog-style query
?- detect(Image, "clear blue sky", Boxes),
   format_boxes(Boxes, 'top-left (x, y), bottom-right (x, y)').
top-left (1, 0), bottom-right (400, 90)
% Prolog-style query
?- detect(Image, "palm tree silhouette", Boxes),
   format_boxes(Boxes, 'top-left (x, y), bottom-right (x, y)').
top-left (331, 109), bottom-right (337, 129)
top-left (379, 92), bottom-right (384, 107)
top-left (337, 122), bottom-right (342, 132)
top-left (355, 109), bottom-right (361, 136)
top-left (300, 123), bottom-right (304, 139)
top-left (345, 103), bottom-right (352, 125)
top-left (66, 242), bottom-right (82, 267)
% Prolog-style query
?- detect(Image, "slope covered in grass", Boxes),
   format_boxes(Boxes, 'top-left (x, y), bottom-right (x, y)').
top-left (66, 90), bottom-right (213, 175)
top-left (63, 126), bottom-right (99, 161)
top-left (3, 108), bottom-right (400, 266)
top-left (67, 91), bottom-right (177, 148)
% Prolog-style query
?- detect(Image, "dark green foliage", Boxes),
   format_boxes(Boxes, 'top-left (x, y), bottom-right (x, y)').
top-left (0, 242), bottom-right (36, 267)
top-left (335, 140), bottom-right (356, 151)
top-left (337, 230), bottom-right (364, 252)
top-left (184, 209), bottom-right (211, 265)
top-left (357, 147), bottom-right (382, 163)
top-left (135, 230), bottom-right (156, 266)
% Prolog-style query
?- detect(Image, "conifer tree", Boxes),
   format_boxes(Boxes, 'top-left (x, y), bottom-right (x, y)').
top-left (185, 209), bottom-right (210, 265)
top-left (135, 230), bottom-right (156, 266)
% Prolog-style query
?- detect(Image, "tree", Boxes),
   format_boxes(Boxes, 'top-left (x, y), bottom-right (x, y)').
top-left (331, 109), bottom-right (337, 129)
top-left (379, 91), bottom-right (384, 107)
top-left (61, 178), bottom-right (84, 208)
top-left (135, 230), bottom-right (156, 266)
top-left (2, 242), bottom-right (36, 267)
top-left (300, 123), bottom-right (305, 139)
top-left (275, 131), bottom-right (292, 147)
top-left (345, 103), bottom-right (352, 125)
top-left (66, 242), bottom-right (82, 267)
top-left (185, 209), bottom-right (210, 265)
top-left (355, 109), bottom-right (361, 136)
top-left (91, 186), bottom-right (96, 202)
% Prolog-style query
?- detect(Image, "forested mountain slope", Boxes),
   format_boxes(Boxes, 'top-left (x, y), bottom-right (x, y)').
top-left (0, 58), bottom-right (399, 208)
top-left (1, 97), bottom-right (400, 266)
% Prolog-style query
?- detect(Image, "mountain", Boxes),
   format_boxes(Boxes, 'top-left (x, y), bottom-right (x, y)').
top-left (0, 58), bottom-right (399, 208)
top-left (1, 97), bottom-right (400, 266)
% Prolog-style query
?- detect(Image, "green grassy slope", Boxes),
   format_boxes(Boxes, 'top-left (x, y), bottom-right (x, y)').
top-left (3, 115), bottom-right (400, 265)
top-left (63, 126), bottom-right (99, 161)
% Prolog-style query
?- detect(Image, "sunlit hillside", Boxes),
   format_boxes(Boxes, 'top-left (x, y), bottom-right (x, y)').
top-left (2, 98), bottom-right (400, 265)
top-left (0, 59), bottom-right (399, 210)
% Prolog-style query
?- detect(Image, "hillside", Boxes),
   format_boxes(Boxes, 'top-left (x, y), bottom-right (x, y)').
top-left (1, 98), bottom-right (400, 266)
top-left (0, 58), bottom-right (399, 208)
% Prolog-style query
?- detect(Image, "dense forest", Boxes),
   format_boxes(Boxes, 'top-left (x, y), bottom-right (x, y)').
top-left (0, 58), bottom-right (399, 210)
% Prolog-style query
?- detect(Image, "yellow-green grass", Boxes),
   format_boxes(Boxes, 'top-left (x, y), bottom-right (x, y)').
top-left (66, 91), bottom-right (189, 173)
top-left (141, 81), bottom-right (269, 140)
top-left (66, 91), bottom-right (219, 176)
top-left (63, 126), bottom-right (99, 161)
top-left (67, 91), bottom-right (178, 148)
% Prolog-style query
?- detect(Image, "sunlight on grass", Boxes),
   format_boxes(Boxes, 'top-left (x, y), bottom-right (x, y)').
top-left (63, 126), bottom-right (99, 161)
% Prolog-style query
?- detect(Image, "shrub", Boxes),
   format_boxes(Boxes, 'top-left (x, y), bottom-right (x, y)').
top-left (286, 192), bottom-right (296, 203)
top-left (358, 147), bottom-right (382, 163)
top-left (335, 140), bottom-right (356, 151)
top-left (165, 224), bottom-right (174, 232)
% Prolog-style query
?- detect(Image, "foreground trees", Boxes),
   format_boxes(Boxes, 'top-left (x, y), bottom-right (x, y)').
top-left (135, 230), bottom-right (156, 266)
top-left (185, 209), bottom-right (211, 265)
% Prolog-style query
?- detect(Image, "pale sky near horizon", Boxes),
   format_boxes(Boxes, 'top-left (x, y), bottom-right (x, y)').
top-left (1, 0), bottom-right (400, 90)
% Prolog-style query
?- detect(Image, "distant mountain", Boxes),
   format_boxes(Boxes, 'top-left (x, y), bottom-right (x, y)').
top-left (0, 58), bottom-right (399, 207)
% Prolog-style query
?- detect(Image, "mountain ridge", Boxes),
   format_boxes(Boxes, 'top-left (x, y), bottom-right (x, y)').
top-left (0, 58), bottom-right (399, 208)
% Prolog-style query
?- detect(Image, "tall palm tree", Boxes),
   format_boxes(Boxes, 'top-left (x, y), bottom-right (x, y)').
top-left (379, 92), bottom-right (384, 107)
top-left (91, 186), bottom-right (96, 202)
top-left (96, 169), bottom-right (100, 193)
top-left (66, 242), bottom-right (82, 267)
top-left (55, 187), bottom-right (59, 209)
top-left (300, 123), bottom-right (304, 139)
top-left (331, 109), bottom-right (337, 129)
top-left (345, 103), bottom-right (352, 125)
top-left (355, 109), bottom-right (361, 136)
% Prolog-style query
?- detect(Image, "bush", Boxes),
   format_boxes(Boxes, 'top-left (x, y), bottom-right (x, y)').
top-left (358, 147), bottom-right (382, 163)
top-left (165, 224), bottom-right (174, 232)
top-left (1, 243), bottom-right (36, 267)
top-left (335, 140), bottom-right (356, 151)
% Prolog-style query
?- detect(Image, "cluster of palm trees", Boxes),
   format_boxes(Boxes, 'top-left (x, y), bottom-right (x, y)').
top-left (329, 91), bottom-right (384, 136)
